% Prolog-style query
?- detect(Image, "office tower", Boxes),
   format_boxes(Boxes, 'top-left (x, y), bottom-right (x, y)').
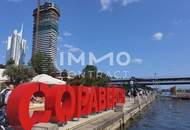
top-left (6, 25), bottom-right (27, 65)
top-left (32, 2), bottom-right (60, 67)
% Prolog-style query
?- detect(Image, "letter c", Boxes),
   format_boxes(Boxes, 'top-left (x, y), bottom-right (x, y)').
top-left (7, 83), bottom-right (51, 130)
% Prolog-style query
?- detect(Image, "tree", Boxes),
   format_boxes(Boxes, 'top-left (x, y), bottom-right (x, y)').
top-left (6, 58), bottom-right (15, 66)
top-left (31, 52), bottom-right (46, 74)
top-left (0, 64), bottom-right (6, 69)
top-left (80, 77), bottom-right (97, 86)
top-left (61, 69), bottom-right (68, 81)
top-left (68, 75), bottom-right (82, 86)
top-left (82, 65), bottom-right (97, 79)
top-left (3, 65), bottom-right (35, 85)
top-left (43, 56), bottom-right (57, 76)
top-left (19, 65), bottom-right (36, 82)
top-left (67, 65), bottom-right (111, 87)
top-left (3, 64), bottom-right (19, 83)
top-left (123, 84), bottom-right (132, 91)
top-left (81, 65), bottom-right (98, 86)
top-left (96, 72), bottom-right (111, 87)
top-left (31, 52), bottom-right (57, 76)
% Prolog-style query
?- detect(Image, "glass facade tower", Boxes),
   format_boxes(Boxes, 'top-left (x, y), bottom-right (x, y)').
top-left (32, 2), bottom-right (60, 66)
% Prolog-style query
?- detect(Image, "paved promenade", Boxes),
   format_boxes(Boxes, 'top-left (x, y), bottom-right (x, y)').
top-left (59, 98), bottom-right (135, 130)
top-left (32, 94), bottom-right (156, 130)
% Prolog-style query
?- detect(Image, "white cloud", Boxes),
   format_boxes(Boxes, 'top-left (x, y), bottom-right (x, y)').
top-left (153, 32), bottom-right (164, 41)
top-left (64, 44), bottom-right (82, 53)
top-left (132, 58), bottom-right (143, 64)
top-left (63, 31), bottom-right (72, 37)
top-left (100, 0), bottom-right (112, 11)
top-left (100, 0), bottom-right (141, 11)
top-left (122, 0), bottom-right (140, 6)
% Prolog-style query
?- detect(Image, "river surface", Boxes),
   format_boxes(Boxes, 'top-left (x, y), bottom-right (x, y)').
top-left (124, 97), bottom-right (190, 130)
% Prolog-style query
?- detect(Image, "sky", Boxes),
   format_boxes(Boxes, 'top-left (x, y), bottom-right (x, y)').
top-left (0, 0), bottom-right (190, 79)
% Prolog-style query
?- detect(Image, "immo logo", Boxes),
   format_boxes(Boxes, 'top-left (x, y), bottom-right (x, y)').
top-left (59, 51), bottom-right (131, 66)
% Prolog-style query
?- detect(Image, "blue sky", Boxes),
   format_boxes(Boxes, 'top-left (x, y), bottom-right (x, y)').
top-left (0, 0), bottom-right (190, 79)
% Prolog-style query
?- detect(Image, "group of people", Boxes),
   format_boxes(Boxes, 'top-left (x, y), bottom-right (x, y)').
top-left (0, 83), bottom-right (14, 130)
top-left (127, 88), bottom-right (150, 98)
top-left (31, 96), bottom-right (45, 104)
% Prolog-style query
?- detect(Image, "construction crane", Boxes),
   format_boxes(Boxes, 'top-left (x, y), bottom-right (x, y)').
top-left (35, 0), bottom-right (50, 52)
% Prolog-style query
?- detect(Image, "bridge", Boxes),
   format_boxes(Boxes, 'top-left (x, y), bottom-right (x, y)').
top-left (110, 77), bottom-right (190, 86)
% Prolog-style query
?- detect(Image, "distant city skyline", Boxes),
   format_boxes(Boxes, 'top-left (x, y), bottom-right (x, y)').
top-left (0, 0), bottom-right (190, 78)
top-left (6, 24), bottom-right (27, 65)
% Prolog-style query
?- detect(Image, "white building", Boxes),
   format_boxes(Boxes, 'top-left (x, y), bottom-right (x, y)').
top-left (6, 25), bottom-right (27, 65)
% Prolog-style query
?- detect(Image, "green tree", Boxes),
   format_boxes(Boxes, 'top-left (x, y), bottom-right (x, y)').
top-left (123, 84), bottom-right (132, 91)
top-left (96, 72), bottom-right (111, 87)
top-left (80, 77), bottom-right (97, 86)
top-left (67, 65), bottom-right (111, 87)
top-left (0, 64), bottom-right (6, 69)
top-left (19, 65), bottom-right (36, 82)
top-left (68, 75), bottom-right (82, 86)
top-left (80, 65), bottom-right (110, 86)
top-left (43, 56), bottom-right (57, 76)
top-left (31, 52), bottom-right (46, 74)
top-left (6, 58), bottom-right (15, 66)
top-left (3, 64), bottom-right (19, 83)
top-left (3, 65), bottom-right (35, 85)
top-left (82, 65), bottom-right (97, 79)
top-left (81, 65), bottom-right (98, 86)
top-left (31, 52), bottom-right (57, 76)
top-left (61, 69), bottom-right (68, 81)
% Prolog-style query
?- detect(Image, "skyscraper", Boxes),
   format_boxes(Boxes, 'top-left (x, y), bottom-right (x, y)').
top-left (6, 25), bottom-right (27, 65)
top-left (32, 2), bottom-right (60, 66)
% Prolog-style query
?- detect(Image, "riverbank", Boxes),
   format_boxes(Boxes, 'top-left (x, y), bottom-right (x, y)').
top-left (125, 96), bottom-right (190, 130)
top-left (32, 94), bottom-right (156, 130)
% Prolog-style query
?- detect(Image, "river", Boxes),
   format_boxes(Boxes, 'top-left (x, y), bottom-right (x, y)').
top-left (123, 97), bottom-right (190, 130)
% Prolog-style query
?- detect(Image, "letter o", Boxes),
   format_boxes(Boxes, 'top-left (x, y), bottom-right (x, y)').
top-left (46, 85), bottom-right (76, 123)
top-left (116, 52), bottom-right (131, 66)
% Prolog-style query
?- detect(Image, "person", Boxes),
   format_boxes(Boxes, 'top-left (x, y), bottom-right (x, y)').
top-left (0, 84), bottom-right (14, 128)
top-left (132, 89), bottom-right (137, 98)
top-left (139, 90), bottom-right (143, 97)
top-left (1, 84), bottom-right (14, 105)
top-left (127, 90), bottom-right (131, 97)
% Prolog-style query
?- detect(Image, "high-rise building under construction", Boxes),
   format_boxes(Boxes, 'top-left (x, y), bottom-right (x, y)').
top-left (32, 2), bottom-right (60, 66)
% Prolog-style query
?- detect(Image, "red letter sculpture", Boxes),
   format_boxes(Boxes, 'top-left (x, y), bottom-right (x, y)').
top-left (46, 85), bottom-right (76, 123)
top-left (7, 83), bottom-right (51, 130)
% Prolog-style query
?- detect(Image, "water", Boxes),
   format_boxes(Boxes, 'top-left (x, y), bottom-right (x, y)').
top-left (124, 97), bottom-right (190, 130)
